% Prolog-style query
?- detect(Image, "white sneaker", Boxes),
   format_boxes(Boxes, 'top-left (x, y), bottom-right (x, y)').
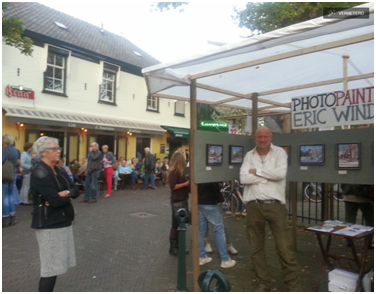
top-left (227, 245), bottom-right (238, 255)
top-left (205, 243), bottom-right (213, 253)
top-left (221, 258), bottom-right (236, 268)
top-left (199, 256), bottom-right (212, 265)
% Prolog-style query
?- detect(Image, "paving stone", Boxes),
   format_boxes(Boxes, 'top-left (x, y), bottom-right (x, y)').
top-left (2, 186), bottom-right (374, 292)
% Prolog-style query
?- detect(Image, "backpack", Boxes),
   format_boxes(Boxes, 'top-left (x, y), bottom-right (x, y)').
top-left (2, 147), bottom-right (14, 182)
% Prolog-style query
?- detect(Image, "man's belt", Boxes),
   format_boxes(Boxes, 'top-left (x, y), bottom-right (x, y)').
top-left (249, 199), bottom-right (280, 204)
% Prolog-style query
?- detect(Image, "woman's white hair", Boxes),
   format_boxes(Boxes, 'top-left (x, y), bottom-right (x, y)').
top-left (2, 134), bottom-right (14, 145)
top-left (33, 136), bottom-right (59, 157)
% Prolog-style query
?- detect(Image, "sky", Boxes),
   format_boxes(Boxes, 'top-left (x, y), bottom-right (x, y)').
top-left (37, 1), bottom-right (251, 63)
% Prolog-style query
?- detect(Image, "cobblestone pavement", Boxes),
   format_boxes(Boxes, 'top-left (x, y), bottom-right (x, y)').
top-left (2, 186), bottom-right (374, 292)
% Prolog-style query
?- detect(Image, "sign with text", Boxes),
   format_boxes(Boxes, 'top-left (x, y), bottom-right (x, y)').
top-left (228, 124), bottom-right (239, 134)
top-left (200, 121), bottom-right (228, 128)
top-left (291, 87), bottom-right (374, 129)
top-left (5, 85), bottom-right (35, 99)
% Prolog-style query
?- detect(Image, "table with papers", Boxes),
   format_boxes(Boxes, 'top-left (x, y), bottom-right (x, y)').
top-left (305, 221), bottom-right (374, 291)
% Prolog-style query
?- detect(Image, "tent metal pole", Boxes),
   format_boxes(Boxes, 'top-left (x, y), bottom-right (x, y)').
top-left (251, 93), bottom-right (258, 135)
top-left (189, 79), bottom-right (200, 292)
top-left (342, 54), bottom-right (350, 129)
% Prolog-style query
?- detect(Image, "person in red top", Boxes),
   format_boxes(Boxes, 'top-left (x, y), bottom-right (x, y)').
top-left (167, 152), bottom-right (189, 255)
top-left (101, 145), bottom-right (114, 198)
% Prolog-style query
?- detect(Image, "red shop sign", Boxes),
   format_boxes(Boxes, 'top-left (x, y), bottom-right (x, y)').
top-left (5, 85), bottom-right (35, 99)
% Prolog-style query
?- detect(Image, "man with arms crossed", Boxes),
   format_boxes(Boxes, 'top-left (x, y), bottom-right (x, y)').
top-left (240, 126), bottom-right (301, 292)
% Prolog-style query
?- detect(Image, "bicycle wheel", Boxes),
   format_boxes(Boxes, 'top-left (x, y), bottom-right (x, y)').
top-left (304, 184), bottom-right (322, 203)
top-left (229, 193), bottom-right (240, 215)
top-left (222, 193), bottom-right (240, 215)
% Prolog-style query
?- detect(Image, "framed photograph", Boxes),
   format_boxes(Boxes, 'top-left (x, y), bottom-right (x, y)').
top-left (206, 144), bottom-right (223, 166)
top-left (160, 144), bottom-right (166, 154)
top-left (229, 145), bottom-right (244, 165)
top-left (299, 144), bottom-right (325, 166)
top-left (280, 145), bottom-right (291, 165)
top-left (336, 143), bottom-right (360, 169)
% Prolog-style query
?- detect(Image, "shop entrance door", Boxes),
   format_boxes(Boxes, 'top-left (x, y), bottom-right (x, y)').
top-left (87, 134), bottom-right (115, 153)
top-left (136, 137), bottom-right (151, 159)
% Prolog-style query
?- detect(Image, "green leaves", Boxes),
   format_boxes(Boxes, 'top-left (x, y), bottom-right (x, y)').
top-left (2, 2), bottom-right (33, 56)
top-left (234, 2), bottom-right (366, 35)
top-left (150, 2), bottom-right (188, 13)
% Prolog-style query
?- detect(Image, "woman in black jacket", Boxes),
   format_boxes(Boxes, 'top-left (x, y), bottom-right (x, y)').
top-left (30, 136), bottom-right (79, 292)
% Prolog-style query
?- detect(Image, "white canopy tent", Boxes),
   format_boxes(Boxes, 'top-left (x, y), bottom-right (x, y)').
top-left (143, 3), bottom-right (374, 115)
top-left (142, 4), bottom-right (374, 290)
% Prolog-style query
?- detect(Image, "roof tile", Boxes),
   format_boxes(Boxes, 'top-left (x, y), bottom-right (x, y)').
top-left (4, 2), bottom-right (160, 69)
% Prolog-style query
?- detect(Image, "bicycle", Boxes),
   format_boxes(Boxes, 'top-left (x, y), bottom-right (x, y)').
top-left (304, 182), bottom-right (343, 203)
top-left (221, 180), bottom-right (246, 216)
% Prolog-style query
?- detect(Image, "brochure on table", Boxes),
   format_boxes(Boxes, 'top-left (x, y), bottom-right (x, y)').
top-left (308, 221), bottom-right (374, 236)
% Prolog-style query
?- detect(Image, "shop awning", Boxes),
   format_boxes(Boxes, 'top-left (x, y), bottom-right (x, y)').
top-left (162, 126), bottom-right (190, 139)
top-left (3, 107), bottom-right (166, 135)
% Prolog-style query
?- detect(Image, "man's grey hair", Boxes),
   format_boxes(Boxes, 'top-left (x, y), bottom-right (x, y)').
top-left (92, 142), bottom-right (99, 147)
top-left (33, 136), bottom-right (59, 157)
top-left (2, 134), bottom-right (14, 145)
top-left (144, 147), bottom-right (150, 152)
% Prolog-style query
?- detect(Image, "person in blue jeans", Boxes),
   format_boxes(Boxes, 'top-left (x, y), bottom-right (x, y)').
top-left (197, 182), bottom-right (236, 268)
top-left (2, 134), bottom-right (20, 227)
top-left (143, 147), bottom-right (156, 189)
top-left (80, 142), bottom-right (102, 204)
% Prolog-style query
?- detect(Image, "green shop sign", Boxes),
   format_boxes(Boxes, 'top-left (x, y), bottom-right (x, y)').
top-left (200, 121), bottom-right (228, 128)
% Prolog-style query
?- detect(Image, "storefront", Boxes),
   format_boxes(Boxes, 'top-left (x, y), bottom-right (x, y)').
top-left (3, 107), bottom-right (166, 164)
top-left (161, 126), bottom-right (190, 158)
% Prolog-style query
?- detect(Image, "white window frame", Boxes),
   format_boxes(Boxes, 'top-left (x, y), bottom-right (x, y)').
top-left (147, 96), bottom-right (159, 111)
top-left (175, 100), bottom-right (185, 117)
top-left (100, 69), bottom-right (116, 103)
top-left (45, 52), bottom-right (66, 93)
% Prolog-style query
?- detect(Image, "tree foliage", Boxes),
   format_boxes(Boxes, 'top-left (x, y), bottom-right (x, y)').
top-left (2, 2), bottom-right (33, 56)
top-left (234, 2), bottom-right (365, 35)
top-left (150, 2), bottom-right (188, 13)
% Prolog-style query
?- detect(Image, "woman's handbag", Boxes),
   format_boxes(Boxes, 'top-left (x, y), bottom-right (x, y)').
top-left (112, 161), bottom-right (119, 170)
top-left (33, 195), bottom-right (66, 228)
top-left (2, 148), bottom-right (14, 182)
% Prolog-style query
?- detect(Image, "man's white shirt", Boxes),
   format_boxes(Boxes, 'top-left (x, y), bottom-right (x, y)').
top-left (240, 143), bottom-right (288, 204)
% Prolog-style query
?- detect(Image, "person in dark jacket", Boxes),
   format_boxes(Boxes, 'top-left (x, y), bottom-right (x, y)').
top-left (197, 182), bottom-right (236, 268)
top-left (80, 142), bottom-right (102, 203)
top-left (341, 184), bottom-right (373, 248)
top-left (2, 134), bottom-right (20, 227)
top-left (143, 147), bottom-right (156, 189)
top-left (30, 136), bottom-right (79, 292)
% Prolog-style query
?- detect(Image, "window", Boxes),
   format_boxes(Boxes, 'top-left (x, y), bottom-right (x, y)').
top-left (175, 100), bottom-right (185, 117)
top-left (100, 70), bottom-right (116, 102)
top-left (99, 63), bottom-right (118, 105)
top-left (147, 96), bottom-right (159, 112)
top-left (44, 49), bottom-right (67, 95)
